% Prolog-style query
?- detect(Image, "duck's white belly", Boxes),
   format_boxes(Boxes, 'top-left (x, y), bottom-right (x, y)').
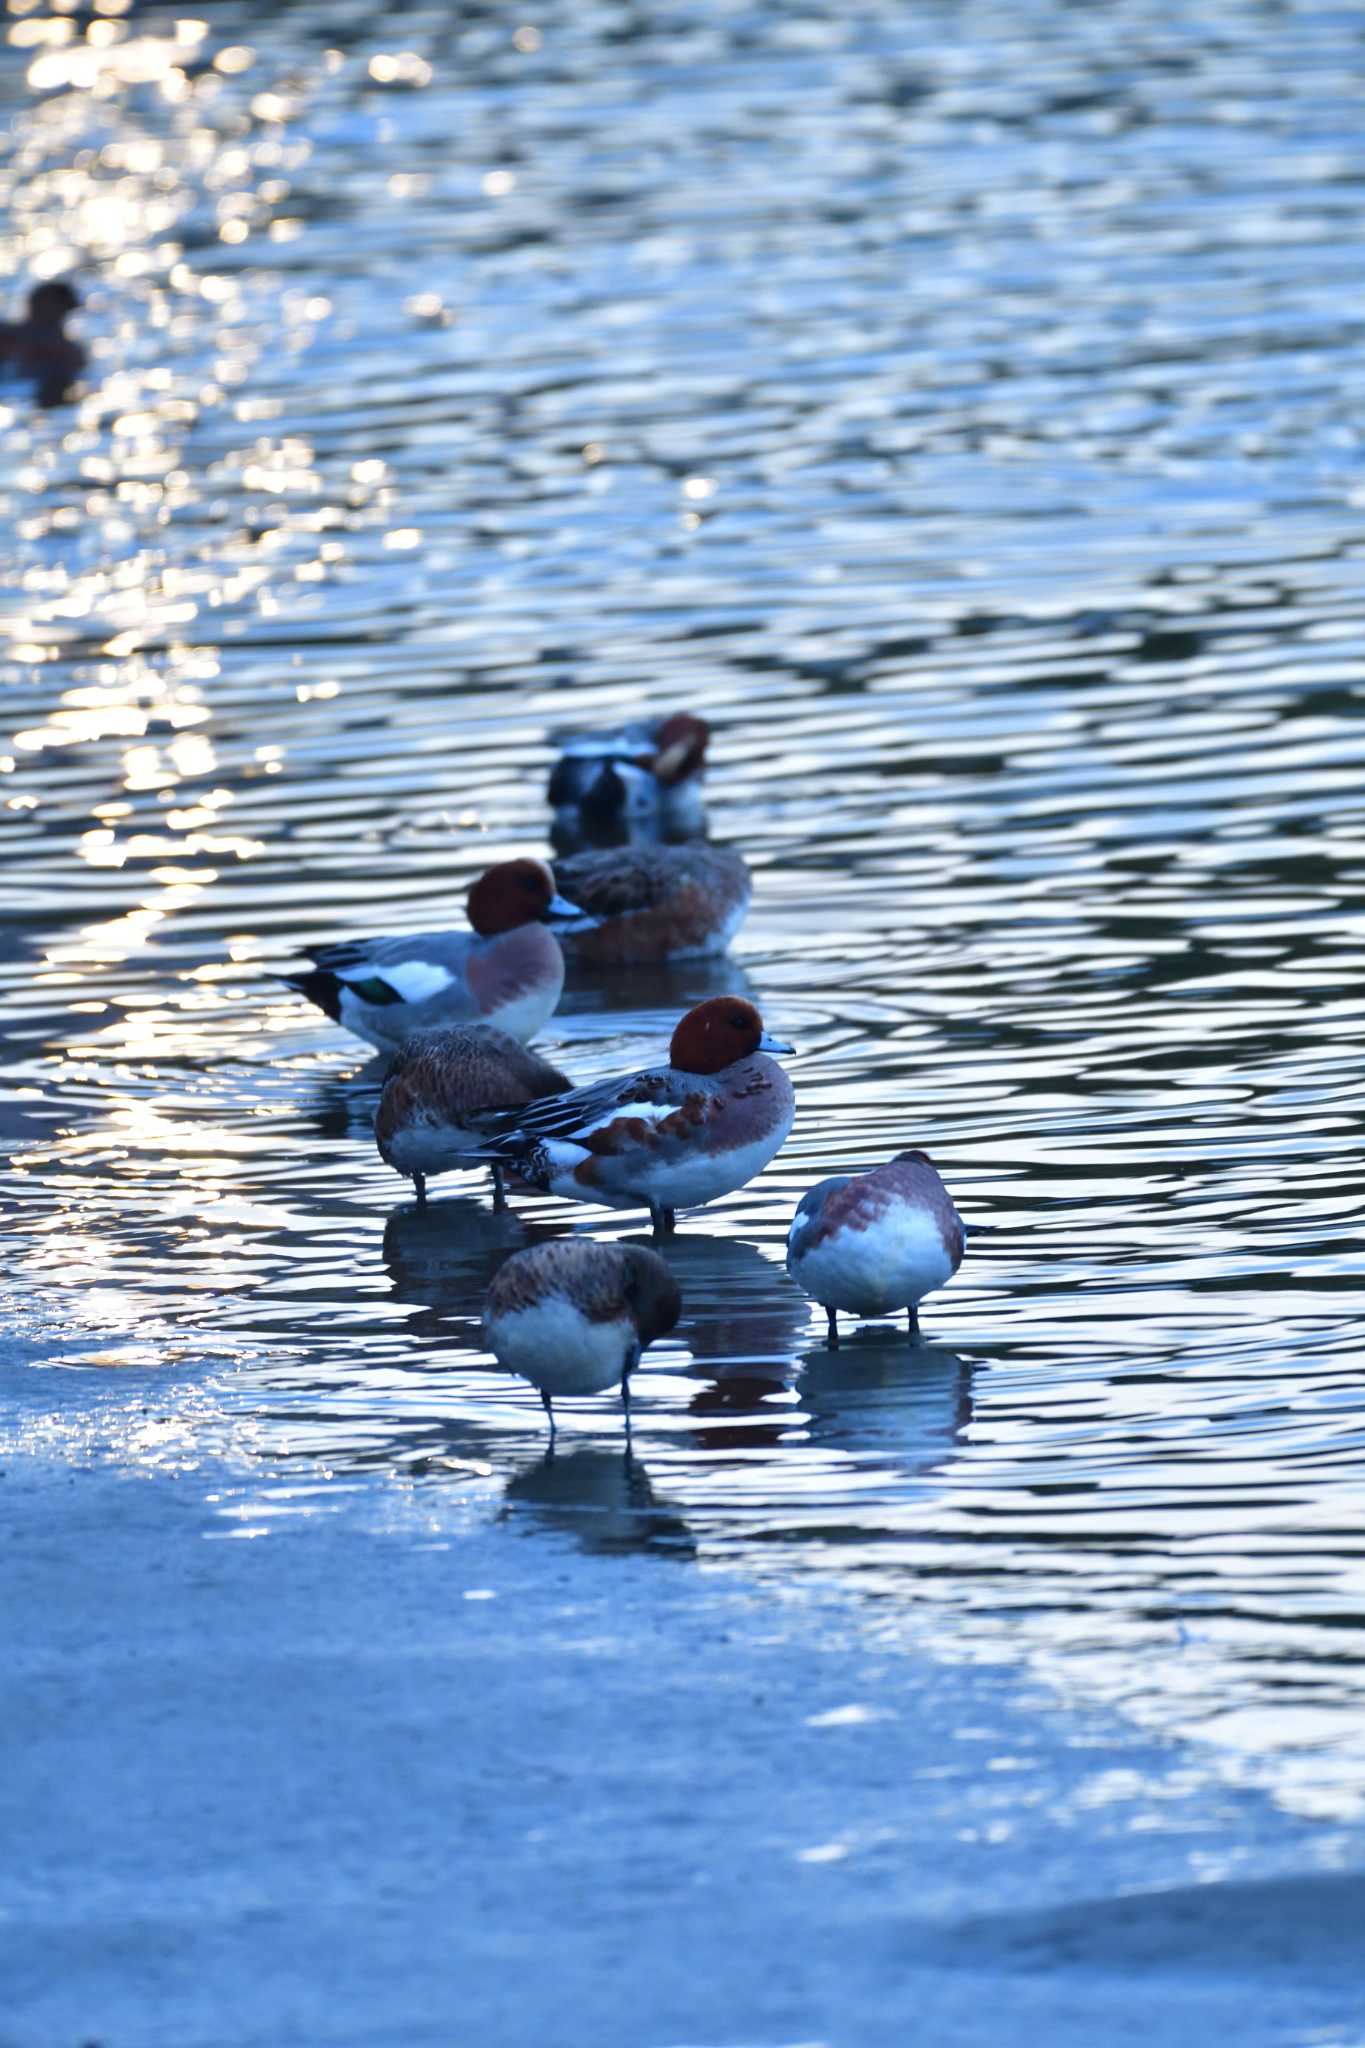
top-left (338, 964), bottom-right (559, 1053)
top-left (554, 1112), bottom-right (792, 1215)
top-left (485, 1298), bottom-right (635, 1397)
top-left (484, 979), bottom-right (560, 1044)
top-left (790, 1206), bottom-right (953, 1315)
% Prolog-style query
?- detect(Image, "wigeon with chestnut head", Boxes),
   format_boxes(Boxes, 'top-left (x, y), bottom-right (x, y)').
top-left (280, 857), bottom-right (593, 1052)
top-left (553, 840), bottom-right (750, 964)
top-left (470, 996), bottom-right (795, 1239)
top-left (375, 1023), bottom-right (572, 1208)
top-left (786, 1150), bottom-right (965, 1347)
top-left (548, 711), bottom-right (710, 849)
top-left (483, 1239), bottom-right (682, 1439)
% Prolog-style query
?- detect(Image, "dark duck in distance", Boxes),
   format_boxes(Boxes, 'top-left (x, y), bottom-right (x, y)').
top-left (0, 280), bottom-right (85, 406)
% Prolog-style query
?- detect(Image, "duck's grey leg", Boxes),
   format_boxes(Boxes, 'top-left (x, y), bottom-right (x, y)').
top-left (540, 1389), bottom-right (557, 1443)
top-left (413, 1171), bottom-right (427, 1208)
top-left (649, 1201), bottom-right (675, 1242)
top-left (491, 1163), bottom-right (507, 1213)
top-left (906, 1305), bottom-right (920, 1340)
top-left (620, 1342), bottom-right (639, 1442)
top-left (825, 1306), bottom-right (839, 1349)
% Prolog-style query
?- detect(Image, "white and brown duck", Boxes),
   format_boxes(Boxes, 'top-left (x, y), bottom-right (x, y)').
top-left (786, 1151), bottom-right (965, 1346)
top-left (375, 1023), bottom-right (572, 1208)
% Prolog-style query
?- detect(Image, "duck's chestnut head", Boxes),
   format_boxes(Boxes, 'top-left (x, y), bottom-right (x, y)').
top-left (649, 712), bottom-right (709, 787)
top-left (668, 996), bottom-right (793, 1075)
top-left (466, 857), bottom-right (588, 935)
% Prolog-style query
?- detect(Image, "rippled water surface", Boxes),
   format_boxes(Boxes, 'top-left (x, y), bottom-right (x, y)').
top-left (3, 0), bottom-right (1365, 1821)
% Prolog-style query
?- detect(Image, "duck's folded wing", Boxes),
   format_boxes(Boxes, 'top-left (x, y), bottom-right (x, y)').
top-left (554, 849), bottom-right (669, 918)
top-left (305, 931), bottom-right (472, 1005)
top-left (469, 1064), bottom-right (688, 1150)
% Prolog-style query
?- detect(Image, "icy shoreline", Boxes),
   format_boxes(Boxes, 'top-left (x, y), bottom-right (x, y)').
top-left (3, 1415), bottom-right (1363, 2048)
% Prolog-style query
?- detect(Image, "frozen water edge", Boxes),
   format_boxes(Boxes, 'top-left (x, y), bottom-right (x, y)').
top-left (3, 1359), bottom-right (1364, 2047)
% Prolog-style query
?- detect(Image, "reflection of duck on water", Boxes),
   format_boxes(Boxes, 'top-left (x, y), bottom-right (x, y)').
top-left (661, 1235), bottom-right (810, 1448)
top-left (502, 1444), bottom-right (693, 1557)
top-left (383, 1193), bottom-right (530, 1346)
top-left (667, 1234), bottom-right (809, 1382)
top-left (559, 954), bottom-right (758, 1019)
top-left (798, 1335), bottom-right (974, 1478)
top-left (300, 1060), bottom-right (388, 1143)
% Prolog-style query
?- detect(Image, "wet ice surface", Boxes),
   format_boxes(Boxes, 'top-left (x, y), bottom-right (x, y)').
top-left (6, 1440), bottom-right (1365, 2048)
top-left (2, 0), bottom-right (1365, 1862)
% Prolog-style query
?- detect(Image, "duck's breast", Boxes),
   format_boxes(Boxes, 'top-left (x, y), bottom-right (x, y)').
top-left (467, 924), bottom-right (565, 1038)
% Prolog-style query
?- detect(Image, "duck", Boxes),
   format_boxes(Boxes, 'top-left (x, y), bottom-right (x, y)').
top-left (785, 1150), bottom-right (965, 1347)
top-left (375, 1023), bottom-right (572, 1208)
top-left (469, 996), bottom-right (795, 1239)
top-left (280, 857), bottom-right (592, 1052)
top-left (548, 712), bottom-right (709, 847)
top-left (552, 841), bottom-right (750, 964)
top-left (483, 1239), bottom-right (681, 1438)
top-left (0, 280), bottom-right (85, 406)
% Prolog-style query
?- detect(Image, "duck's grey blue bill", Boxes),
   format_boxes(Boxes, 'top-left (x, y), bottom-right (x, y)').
top-left (543, 892), bottom-right (600, 931)
top-left (758, 1030), bottom-right (795, 1054)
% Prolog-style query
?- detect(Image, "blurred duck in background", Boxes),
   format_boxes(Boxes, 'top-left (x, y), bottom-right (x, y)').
top-left (375, 1023), bottom-right (571, 1208)
top-left (0, 280), bottom-right (84, 405)
top-left (553, 841), bottom-right (750, 964)
top-left (280, 857), bottom-right (593, 1052)
top-left (786, 1151), bottom-right (965, 1346)
top-left (548, 711), bottom-right (709, 849)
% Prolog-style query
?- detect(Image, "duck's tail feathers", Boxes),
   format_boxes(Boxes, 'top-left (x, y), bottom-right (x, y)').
top-left (280, 968), bottom-right (343, 1023)
top-left (459, 1121), bottom-right (550, 1186)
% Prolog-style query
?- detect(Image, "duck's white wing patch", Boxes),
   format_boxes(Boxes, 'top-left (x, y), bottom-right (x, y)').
top-left (338, 957), bottom-right (453, 1003)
